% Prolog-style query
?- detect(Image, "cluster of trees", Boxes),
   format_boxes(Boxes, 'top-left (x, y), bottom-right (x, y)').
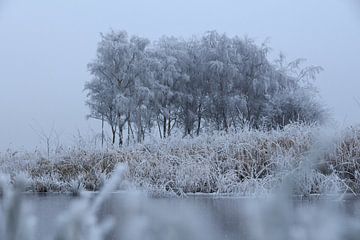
top-left (85, 30), bottom-right (326, 146)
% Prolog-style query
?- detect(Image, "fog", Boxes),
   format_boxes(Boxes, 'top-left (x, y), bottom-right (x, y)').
top-left (0, 0), bottom-right (359, 150)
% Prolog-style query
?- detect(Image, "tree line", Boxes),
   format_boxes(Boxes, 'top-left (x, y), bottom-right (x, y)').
top-left (85, 30), bottom-right (326, 146)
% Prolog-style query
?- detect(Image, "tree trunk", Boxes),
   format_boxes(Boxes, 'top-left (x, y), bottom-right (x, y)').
top-left (118, 126), bottom-right (123, 147)
top-left (196, 117), bottom-right (201, 136)
top-left (196, 104), bottom-right (202, 136)
top-left (163, 116), bottom-right (167, 139)
top-left (111, 126), bottom-right (116, 145)
top-left (101, 115), bottom-right (104, 148)
top-left (136, 111), bottom-right (142, 143)
top-left (142, 125), bottom-right (145, 142)
top-left (222, 109), bottom-right (228, 132)
top-left (127, 113), bottom-right (131, 145)
top-left (157, 120), bottom-right (163, 139)
top-left (167, 116), bottom-right (171, 137)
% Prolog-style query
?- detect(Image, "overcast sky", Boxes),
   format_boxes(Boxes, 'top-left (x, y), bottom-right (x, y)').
top-left (0, 0), bottom-right (359, 150)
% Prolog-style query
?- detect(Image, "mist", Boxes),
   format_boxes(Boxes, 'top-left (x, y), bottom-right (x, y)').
top-left (0, 0), bottom-right (359, 150)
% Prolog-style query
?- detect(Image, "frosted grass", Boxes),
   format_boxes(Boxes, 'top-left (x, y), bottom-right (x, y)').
top-left (1, 123), bottom-right (360, 196)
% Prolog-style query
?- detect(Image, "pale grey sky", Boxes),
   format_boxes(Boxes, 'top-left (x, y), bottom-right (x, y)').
top-left (0, 0), bottom-right (359, 150)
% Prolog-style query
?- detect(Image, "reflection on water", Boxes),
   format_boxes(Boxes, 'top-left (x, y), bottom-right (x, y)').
top-left (6, 193), bottom-right (360, 240)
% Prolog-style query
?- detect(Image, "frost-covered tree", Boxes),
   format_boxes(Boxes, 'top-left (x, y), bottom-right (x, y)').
top-left (85, 30), bottom-right (326, 145)
top-left (201, 31), bottom-right (247, 131)
top-left (85, 76), bottom-right (118, 144)
top-left (86, 31), bottom-right (150, 145)
top-left (147, 37), bottom-right (185, 138)
top-left (262, 54), bottom-right (326, 127)
top-left (164, 38), bottom-right (197, 136)
top-left (263, 88), bottom-right (326, 127)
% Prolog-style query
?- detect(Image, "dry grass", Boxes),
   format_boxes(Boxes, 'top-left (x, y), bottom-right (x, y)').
top-left (2, 123), bottom-right (360, 196)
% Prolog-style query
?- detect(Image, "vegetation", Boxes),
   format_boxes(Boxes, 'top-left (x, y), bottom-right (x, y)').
top-left (85, 30), bottom-right (326, 146)
top-left (0, 123), bottom-right (359, 196)
top-left (2, 145), bottom-right (360, 240)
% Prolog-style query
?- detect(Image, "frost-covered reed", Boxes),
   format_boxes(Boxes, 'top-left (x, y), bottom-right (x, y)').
top-left (0, 166), bottom-right (127, 240)
top-left (1, 123), bottom-right (360, 196)
top-left (2, 160), bottom-right (360, 240)
top-left (0, 174), bottom-right (36, 240)
top-left (0, 165), bottom-right (219, 240)
top-left (2, 125), bottom-right (360, 240)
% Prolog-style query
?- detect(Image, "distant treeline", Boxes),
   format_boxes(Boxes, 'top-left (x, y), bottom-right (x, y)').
top-left (85, 30), bottom-right (326, 145)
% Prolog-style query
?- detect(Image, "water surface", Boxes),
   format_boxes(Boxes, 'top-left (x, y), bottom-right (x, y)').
top-left (3, 193), bottom-right (360, 240)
